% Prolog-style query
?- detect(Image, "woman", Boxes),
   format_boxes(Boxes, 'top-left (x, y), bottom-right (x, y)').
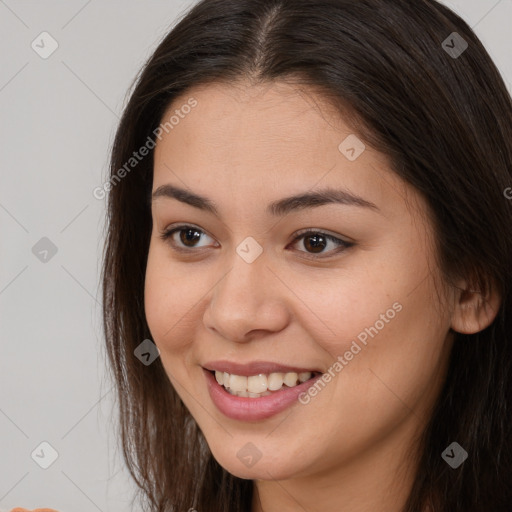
top-left (100, 0), bottom-right (512, 511)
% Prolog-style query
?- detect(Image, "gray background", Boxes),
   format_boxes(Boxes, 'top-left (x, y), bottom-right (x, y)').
top-left (0, 1), bottom-right (511, 511)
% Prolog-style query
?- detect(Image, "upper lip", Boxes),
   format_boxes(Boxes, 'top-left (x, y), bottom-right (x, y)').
top-left (202, 360), bottom-right (321, 376)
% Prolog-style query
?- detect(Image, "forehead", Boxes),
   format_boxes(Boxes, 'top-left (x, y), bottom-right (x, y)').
top-left (152, 80), bottom-right (419, 222)
top-left (157, 80), bottom-right (352, 156)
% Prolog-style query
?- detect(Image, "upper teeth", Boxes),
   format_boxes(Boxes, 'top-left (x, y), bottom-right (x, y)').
top-left (215, 370), bottom-right (313, 394)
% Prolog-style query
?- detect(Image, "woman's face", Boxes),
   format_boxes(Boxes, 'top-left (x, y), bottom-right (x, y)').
top-left (145, 80), bottom-right (456, 486)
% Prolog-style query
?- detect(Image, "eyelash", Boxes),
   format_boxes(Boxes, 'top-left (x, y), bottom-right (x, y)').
top-left (158, 224), bottom-right (354, 259)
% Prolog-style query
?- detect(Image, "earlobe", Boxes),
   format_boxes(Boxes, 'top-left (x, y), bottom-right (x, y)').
top-left (450, 278), bottom-right (501, 335)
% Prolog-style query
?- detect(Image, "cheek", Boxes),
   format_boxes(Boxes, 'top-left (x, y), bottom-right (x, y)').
top-left (294, 251), bottom-right (450, 409)
top-left (144, 246), bottom-right (201, 351)
top-left (282, 265), bottom-right (401, 360)
top-left (325, 288), bottom-right (449, 435)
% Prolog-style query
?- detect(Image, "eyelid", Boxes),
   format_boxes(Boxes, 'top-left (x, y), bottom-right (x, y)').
top-left (292, 227), bottom-right (354, 244)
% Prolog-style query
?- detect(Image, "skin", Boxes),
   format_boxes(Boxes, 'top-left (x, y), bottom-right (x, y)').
top-left (144, 80), bottom-right (500, 512)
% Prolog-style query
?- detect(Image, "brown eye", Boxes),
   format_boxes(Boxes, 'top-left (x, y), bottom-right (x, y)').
top-left (290, 230), bottom-right (353, 258)
top-left (178, 227), bottom-right (203, 247)
top-left (159, 225), bottom-right (215, 252)
top-left (302, 233), bottom-right (328, 253)
top-left (159, 225), bottom-right (353, 259)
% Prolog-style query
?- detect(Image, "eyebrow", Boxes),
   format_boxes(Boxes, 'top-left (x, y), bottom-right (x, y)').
top-left (151, 184), bottom-right (380, 216)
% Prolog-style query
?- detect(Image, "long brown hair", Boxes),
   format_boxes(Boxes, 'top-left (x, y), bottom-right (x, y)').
top-left (101, 1), bottom-right (512, 510)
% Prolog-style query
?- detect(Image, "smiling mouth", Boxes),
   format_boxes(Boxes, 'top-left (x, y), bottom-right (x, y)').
top-left (209, 369), bottom-right (322, 398)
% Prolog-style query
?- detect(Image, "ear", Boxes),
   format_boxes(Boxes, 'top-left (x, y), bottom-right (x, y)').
top-left (450, 275), bottom-right (501, 334)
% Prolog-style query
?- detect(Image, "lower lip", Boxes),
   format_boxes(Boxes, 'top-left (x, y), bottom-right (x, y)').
top-left (203, 369), bottom-right (322, 421)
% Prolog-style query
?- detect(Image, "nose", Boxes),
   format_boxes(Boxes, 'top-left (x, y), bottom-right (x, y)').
top-left (202, 245), bottom-right (290, 343)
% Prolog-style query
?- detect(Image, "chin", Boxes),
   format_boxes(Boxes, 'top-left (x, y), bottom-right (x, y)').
top-left (210, 442), bottom-right (309, 481)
